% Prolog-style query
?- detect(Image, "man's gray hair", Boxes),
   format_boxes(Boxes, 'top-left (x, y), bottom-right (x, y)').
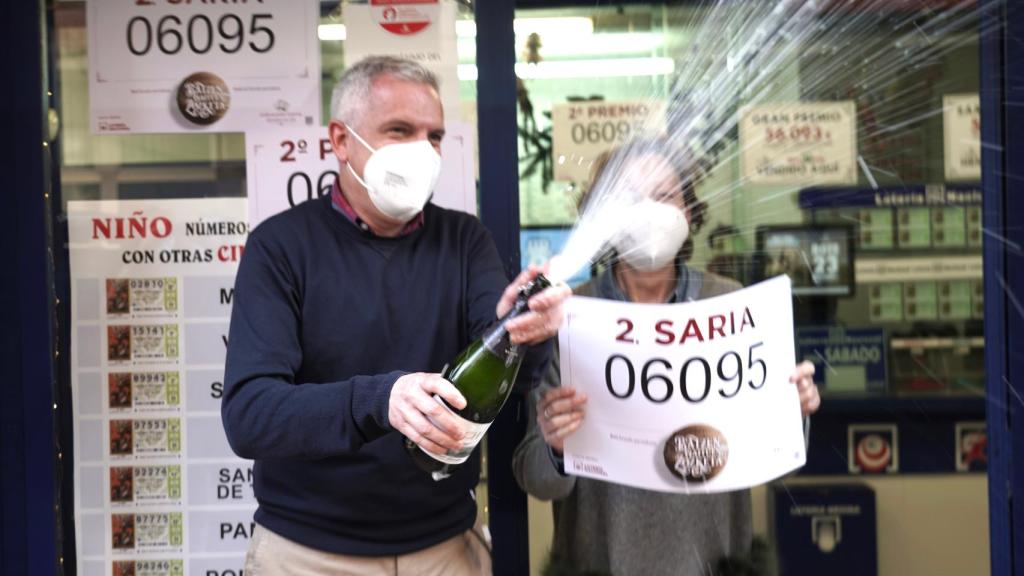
top-left (330, 56), bottom-right (440, 125)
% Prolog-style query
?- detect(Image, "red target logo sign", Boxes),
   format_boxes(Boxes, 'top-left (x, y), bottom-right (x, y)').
top-left (848, 424), bottom-right (898, 474)
top-left (372, 0), bottom-right (437, 36)
top-left (854, 434), bottom-right (891, 473)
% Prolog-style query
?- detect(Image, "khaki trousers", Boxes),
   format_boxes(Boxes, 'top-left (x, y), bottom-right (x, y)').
top-left (244, 522), bottom-right (492, 576)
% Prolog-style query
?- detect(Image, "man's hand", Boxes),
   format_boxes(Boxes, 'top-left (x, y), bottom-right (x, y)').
top-left (499, 264), bottom-right (573, 345)
top-left (537, 386), bottom-right (588, 454)
top-left (790, 361), bottom-right (821, 416)
top-left (389, 373), bottom-right (468, 455)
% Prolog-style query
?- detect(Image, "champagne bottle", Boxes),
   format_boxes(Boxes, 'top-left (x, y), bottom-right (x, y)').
top-left (406, 273), bottom-right (552, 480)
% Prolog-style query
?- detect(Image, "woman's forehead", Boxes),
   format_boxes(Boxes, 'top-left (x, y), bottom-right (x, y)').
top-left (621, 154), bottom-right (680, 188)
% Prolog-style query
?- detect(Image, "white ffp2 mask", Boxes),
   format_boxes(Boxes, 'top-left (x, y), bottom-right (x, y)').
top-left (612, 199), bottom-right (689, 271)
top-left (345, 125), bottom-right (442, 222)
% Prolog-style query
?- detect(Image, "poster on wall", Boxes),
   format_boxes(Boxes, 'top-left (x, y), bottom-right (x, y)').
top-left (796, 327), bottom-right (887, 393)
top-left (87, 0), bottom-right (320, 134)
top-left (943, 94), bottom-right (981, 182)
top-left (550, 100), bottom-right (666, 183)
top-left (244, 124), bottom-right (477, 227)
top-left (343, 0), bottom-right (461, 121)
top-left (739, 101), bottom-right (858, 186)
top-left (70, 199), bottom-right (254, 576)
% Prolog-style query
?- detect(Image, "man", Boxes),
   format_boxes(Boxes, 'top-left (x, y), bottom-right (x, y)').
top-left (223, 56), bottom-right (569, 574)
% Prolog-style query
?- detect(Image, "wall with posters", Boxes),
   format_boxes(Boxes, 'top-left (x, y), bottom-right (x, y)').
top-left (61, 3), bottom-right (479, 574)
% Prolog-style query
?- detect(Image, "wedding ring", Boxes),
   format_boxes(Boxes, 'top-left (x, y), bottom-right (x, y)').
top-left (544, 407), bottom-right (552, 419)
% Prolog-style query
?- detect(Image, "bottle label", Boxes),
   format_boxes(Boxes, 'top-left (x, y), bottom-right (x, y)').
top-left (419, 394), bottom-right (491, 465)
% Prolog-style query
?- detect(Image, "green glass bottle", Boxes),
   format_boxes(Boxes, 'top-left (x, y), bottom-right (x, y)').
top-left (406, 273), bottom-right (552, 480)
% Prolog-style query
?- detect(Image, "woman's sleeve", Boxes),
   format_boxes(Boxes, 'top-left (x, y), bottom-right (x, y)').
top-left (512, 343), bottom-right (578, 501)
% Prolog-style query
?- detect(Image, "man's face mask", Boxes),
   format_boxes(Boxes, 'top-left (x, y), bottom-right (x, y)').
top-left (345, 124), bottom-right (442, 222)
top-left (612, 198), bottom-right (690, 271)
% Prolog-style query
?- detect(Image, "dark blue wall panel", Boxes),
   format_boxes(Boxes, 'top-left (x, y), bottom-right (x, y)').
top-left (0, 0), bottom-right (57, 574)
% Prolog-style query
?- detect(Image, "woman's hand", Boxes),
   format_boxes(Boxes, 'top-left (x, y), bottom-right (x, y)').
top-left (537, 386), bottom-right (588, 454)
top-left (790, 360), bottom-right (821, 416)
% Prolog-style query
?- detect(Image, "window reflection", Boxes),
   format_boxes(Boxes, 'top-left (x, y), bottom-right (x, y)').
top-left (513, 3), bottom-right (987, 575)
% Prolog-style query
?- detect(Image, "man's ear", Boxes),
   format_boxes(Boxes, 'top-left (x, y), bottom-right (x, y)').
top-left (328, 120), bottom-right (349, 164)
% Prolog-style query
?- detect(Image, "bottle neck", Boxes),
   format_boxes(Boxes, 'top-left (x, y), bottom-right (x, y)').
top-left (482, 295), bottom-right (530, 358)
top-left (482, 273), bottom-right (551, 357)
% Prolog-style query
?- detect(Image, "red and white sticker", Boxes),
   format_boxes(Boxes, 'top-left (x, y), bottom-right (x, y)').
top-left (847, 423), bottom-right (899, 474)
top-left (372, 0), bottom-right (437, 36)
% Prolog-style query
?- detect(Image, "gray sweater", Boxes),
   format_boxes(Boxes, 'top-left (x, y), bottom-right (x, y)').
top-left (512, 266), bottom-right (754, 576)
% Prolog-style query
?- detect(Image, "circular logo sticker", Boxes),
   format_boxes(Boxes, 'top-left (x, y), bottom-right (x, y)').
top-left (854, 433), bottom-right (891, 472)
top-left (176, 72), bottom-right (230, 126)
top-left (373, 1), bottom-right (435, 36)
top-left (663, 424), bottom-right (729, 483)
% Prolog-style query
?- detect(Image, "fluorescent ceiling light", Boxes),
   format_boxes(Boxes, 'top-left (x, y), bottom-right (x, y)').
top-left (323, 17), bottom-right (594, 42)
top-left (455, 20), bottom-right (476, 38)
top-left (515, 58), bottom-right (674, 79)
top-left (457, 32), bottom-right (663, 59)
top-left (318, 24), bottom-right (346, 41)
top-left (457, 58), bottom-right (675, 81)
top-left (515, 17), bottom-right (594, 38)
top-left (456, 17), bottom-right (593, 39)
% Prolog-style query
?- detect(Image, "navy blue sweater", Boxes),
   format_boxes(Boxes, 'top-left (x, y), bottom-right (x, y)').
top-left (222, 194), bottom-right (510, 555)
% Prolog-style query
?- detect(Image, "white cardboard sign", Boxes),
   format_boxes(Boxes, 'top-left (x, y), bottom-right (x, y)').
top-left (943, 94), bottom-right (981, 182)
top-left (87, 0), bottom-right (320, 134)
top-left (561, 276), bottom-right (806, 493)
top-left (739, 101), bottom-right (858, 186)
top-left (551, 100), bottom-right (666, 183)
top-left (343, 0), bottom-right (461, 121)
top-left (69, 199), bottom-right (254, 574)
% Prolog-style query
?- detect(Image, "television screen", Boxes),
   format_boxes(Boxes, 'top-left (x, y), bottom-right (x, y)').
top-left (755, 225), bottom-right (855, 297)
top-left (520, 227), bottom-right (592, 288)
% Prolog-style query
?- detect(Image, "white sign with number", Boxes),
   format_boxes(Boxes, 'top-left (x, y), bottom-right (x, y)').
top-left (739, 101), bottom-right (858, 186)
top-left (245, 124), bottom-right (477, 227)
top-left (551, 100), bottom-right (666, 183)
top-left (561, 276), bottom-right (806, 494)
top-left (88, 0), bottom-right (320, 134)
top-left (944, 94), bottom-right (981, 181)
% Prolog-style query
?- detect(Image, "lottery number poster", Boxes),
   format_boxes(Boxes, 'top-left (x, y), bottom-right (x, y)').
top-left (69, 199), bottom-right (255, 576)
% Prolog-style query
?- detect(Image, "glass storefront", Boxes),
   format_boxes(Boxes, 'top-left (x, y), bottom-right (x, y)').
top-left (35, 1), bottom-right (997, 574)
top-left (503, 3), bottom-right (987, 575)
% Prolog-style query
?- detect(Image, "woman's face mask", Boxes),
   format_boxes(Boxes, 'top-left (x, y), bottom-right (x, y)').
top-left (612, 198), bottom-right (690, 271)
top-left (345, 124), bottom-right (442, 222)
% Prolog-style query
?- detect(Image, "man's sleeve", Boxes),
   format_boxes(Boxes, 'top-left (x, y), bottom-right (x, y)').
top-left (220, 231), bottom-right (400, 460)
top-left (463, 221), bottom-right (509, 341)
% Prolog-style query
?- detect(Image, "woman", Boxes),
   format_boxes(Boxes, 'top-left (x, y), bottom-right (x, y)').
top-left (512, 139), bottom-right (820, 576)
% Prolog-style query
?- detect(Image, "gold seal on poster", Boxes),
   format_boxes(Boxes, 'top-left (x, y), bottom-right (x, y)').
top-left (663, 424), bottom-right (729, 483)
top-left (176, 72), bottom-right (230, 126)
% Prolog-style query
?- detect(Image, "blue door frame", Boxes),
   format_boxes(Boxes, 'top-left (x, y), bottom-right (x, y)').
top-left (981, 0), bottom-right (1024, 573)
top-left (475, 2), bottom-right (532, 575)
top-left (1, 1), bottom-right (1021, 574)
